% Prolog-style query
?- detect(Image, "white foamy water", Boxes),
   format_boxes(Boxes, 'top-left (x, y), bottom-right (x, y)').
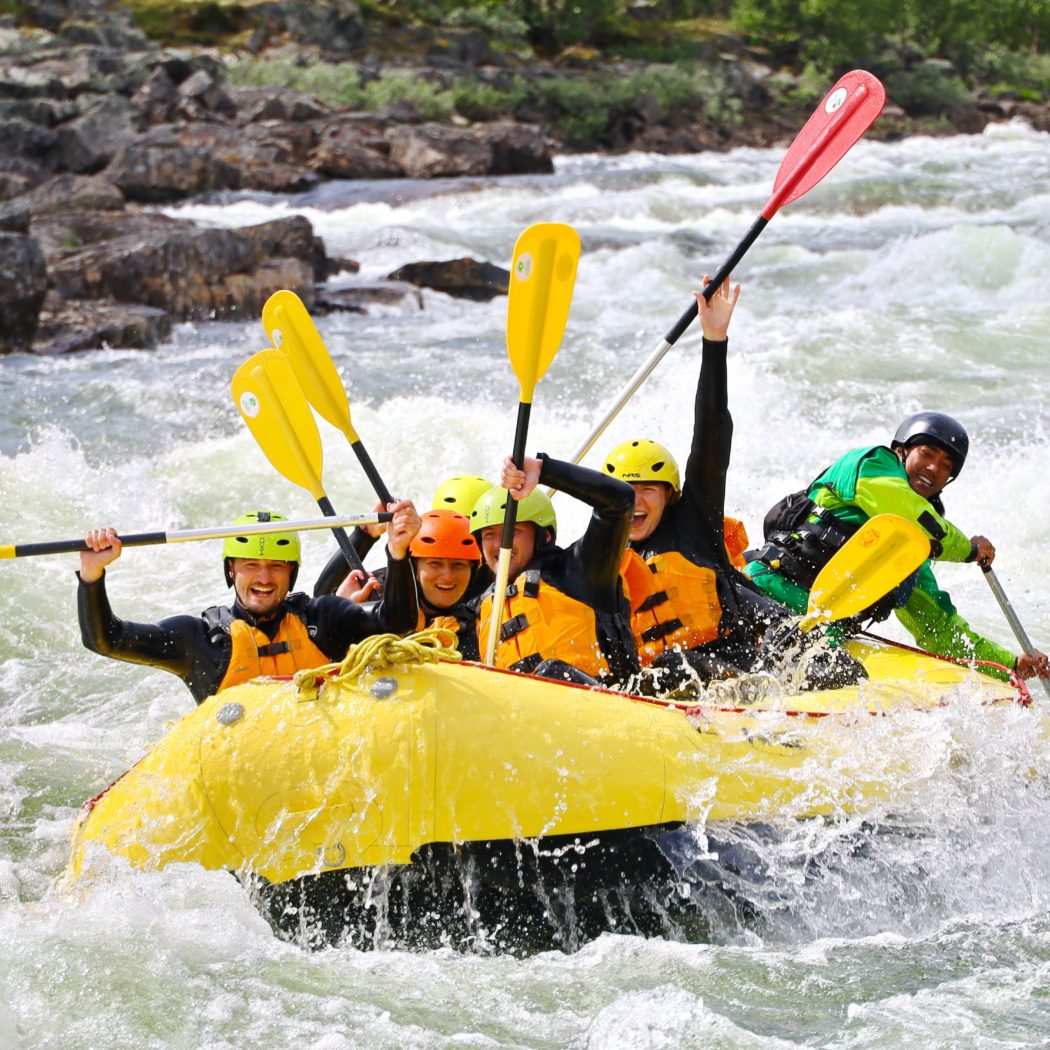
top-left (2, 119), bottom-right (1050, 1047)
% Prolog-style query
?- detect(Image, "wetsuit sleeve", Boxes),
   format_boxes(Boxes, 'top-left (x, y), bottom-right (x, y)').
top-left (312, 528), bottom-right (380, 597)
top-left (893, 563), bottom-right (1016, 679)
top-left (679, 337), bottom-right (733, 572)
top-left (309, 548), bottom-right (419, 657)
top-left (77, 571), bottom-right (201, 679)
top-left (851, 474), bottom-right (972, 561)
top-left (537, 455), bottom-right (633, 612)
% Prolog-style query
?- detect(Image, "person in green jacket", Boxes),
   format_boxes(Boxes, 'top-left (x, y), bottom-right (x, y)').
top-left (745, 411), bottom-right (1049, 682)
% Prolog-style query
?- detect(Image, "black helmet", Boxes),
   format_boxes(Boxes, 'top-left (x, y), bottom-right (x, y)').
top-left (891, 411), bottom-right (969, 479)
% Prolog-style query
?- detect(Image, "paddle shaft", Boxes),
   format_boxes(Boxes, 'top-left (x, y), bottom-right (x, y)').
top-left (567, 221), bottom-right (765, 467)
top-left (982, 565), bottom-right (1050, 699)
top-left (316, 496), bottom-right (370, 576)
top-left (1, 513), bottom-right (391, 560)
top-left (349, 438), bottom-right (394, 507)
top-left (566, 73), bottom-right (882, 469)
top-left (484, 403), bottom-right (531, 665)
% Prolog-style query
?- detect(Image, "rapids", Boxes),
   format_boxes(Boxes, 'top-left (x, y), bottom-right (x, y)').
top-left (2, 120), bottom-right (1050, 1047)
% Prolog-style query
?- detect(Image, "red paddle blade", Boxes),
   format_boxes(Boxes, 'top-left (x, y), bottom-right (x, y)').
top-left (762, 69), bottom-right (886, 220)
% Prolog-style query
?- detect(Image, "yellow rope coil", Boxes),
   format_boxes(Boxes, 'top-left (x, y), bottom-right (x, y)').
top-left (294, 627), bottom-right (462, 694)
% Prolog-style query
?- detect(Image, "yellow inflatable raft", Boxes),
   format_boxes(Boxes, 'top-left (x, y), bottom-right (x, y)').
top-left (67, 630), bottom-right (1022, 880)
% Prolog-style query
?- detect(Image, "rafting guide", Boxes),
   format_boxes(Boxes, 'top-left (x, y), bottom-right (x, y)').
top-left (746, 412), bottom-right (1050, 681)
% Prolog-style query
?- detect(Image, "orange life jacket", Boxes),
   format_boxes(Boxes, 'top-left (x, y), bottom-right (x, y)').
top-left (723, 516), bottom-right (749, 569)
top-left (619, 548), bottom-right (723, 666)
top-left (477, 569), bottom-right (610, 678)
top-left (217, 612), bottom-right (331, 692)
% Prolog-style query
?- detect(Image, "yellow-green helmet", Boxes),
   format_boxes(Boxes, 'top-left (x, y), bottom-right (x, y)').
top-left (432, 474), bottom-right (492, 515)
top-left (223, 511), bottom-right (301, 587)
top-left (470, 485), bottom-right (557, 537)
top-left (603, 439), bottom-right (680, 494)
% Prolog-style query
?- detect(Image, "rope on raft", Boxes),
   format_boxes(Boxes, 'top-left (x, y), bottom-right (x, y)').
top-left (294, 626), bottom-right (462, 694)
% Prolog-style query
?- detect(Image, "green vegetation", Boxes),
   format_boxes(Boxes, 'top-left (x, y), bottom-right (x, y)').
top-left (227, 58), bottom-right (737, 147)
top-left (131, 0), bottom-right (1050, 127)
top-left (732, 0), bottom-right (1050, 95)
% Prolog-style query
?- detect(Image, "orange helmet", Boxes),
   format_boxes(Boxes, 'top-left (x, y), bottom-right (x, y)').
top-left (409, 509), bottom-right (482, 561)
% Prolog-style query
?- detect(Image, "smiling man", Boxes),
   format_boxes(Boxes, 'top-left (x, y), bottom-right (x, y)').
top-left (77, 507), bottom-right (420, 704)
top-left (746, 412), bottom-right (1050, 681)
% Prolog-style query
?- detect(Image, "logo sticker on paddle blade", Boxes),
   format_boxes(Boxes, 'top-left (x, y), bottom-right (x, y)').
top-left (515, 253), bottom-right (533, 281)
top-left (240, 391), bottom-right (260, 418)
top-left (825, 87), bottom-right (847, 114)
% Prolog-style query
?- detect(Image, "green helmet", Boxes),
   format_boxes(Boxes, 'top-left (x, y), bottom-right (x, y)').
top-left (432, 474), bottom-right (492, 515)
top-left (470, 485), bottom-right (557, 536)
top-left (223, 511), bottom-right (301, 587)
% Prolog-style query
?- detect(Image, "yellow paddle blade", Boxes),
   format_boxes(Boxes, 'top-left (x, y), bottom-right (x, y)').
top-left (800, 513), bottom-right (931, 632)
top-left (231, 349), bottom-right (325, 501)
top-left (506, 222), bottom-right (581, 404)
top-left (262, 289), bottom-right (360, 444)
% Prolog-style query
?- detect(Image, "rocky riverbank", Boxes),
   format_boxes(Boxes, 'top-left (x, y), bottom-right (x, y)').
top-left (3, 0), bottom-right (1049, 355)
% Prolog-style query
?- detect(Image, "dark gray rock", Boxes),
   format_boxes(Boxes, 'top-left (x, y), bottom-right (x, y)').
top-left (132, 67), bottom-right (179, 124)
top-left (53, 95), bottom-right (144, 173)
top-left (177, 68), bottom-right (235, 116)
top-left (386, 258), bottom-right (510, 301)
top-left (0, 117), bottom-right (59, 168)
top-left (386, 123), bottom-right (493, 178)
top-left (33, 298), bottom-right (170, 354)
top-left (231, 86), bottom-right (327, 124)
top-left (0, 232), bottom-right (48, 353)
top-left (0, 200), bottom-right (30, 233)
top-left (0, 97), bottom-right (79, 126)
top-left (0, 171), bottom-right (36, 201)
top-left (312, 122), bottom-right (402, 179)
top-left (106, 144), bottom-right (240, 202)
top-left (480, 122), bottom-right (553, 175)
top-left (48, 215), bottom-right (324, 319)
top-left (24, 173), bottom-right (125, 219)
top-left (316, 282), bottom-right (424, 313)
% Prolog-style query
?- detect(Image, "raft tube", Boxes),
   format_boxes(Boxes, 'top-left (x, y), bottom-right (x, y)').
top-left (64, 638), bottom-right (1022, 950)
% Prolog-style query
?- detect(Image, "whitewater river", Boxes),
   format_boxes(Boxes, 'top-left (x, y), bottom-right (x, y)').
top-left (3, 119), bottom-right (1050, 1047)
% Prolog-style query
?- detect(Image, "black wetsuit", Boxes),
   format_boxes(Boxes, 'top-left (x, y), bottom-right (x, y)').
top-left (466, 454), bottom-right (640, 686)
top-left (77, 551), bottom-right (418, 704)
top-left (634, 337), bottom-right (783, 674)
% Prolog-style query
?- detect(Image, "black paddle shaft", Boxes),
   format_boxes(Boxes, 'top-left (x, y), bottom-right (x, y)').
top-left (317, 496), bottom-right (368, 575)
top-left (663, 215), bottom-right (769, 345)
top-left (350, 440), bottom-right (394, 507)
top-left (499, 403), bottom-right (533, 551)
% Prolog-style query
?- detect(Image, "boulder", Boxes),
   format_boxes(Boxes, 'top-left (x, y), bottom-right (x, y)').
top-left (386, 258), bottom-right (510, 302)
top-left (48, 215), bottom-right (324, 319)
top-left (230, 86), bottom-right (327, 124)
top-left (132, 67), bottom-right (179, 124)
top-left (316, 282), bottom-right (424, 313)
top-left (23, 173), bottom-right (125, 218)
top-left (0, 117), bottom-right (59, 169)
top-left (312, 123), bottom-right (402, 179)
top-left (479, 122), bottom-right (553, 175)
top-left (53, 95), bottom-right (143, 173)
top-left (33, 297), bottom-right (171, 354)
top-left (176, 68), bottom-right (235, 117)
top-left (0, 200), bottom-right (30, 233)
top-left (386, 123), bottom-right (493, 178)
top-left (0, 232), bottom-right (48, 353)
top-left (106, 143), bottom-right (240, 202)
